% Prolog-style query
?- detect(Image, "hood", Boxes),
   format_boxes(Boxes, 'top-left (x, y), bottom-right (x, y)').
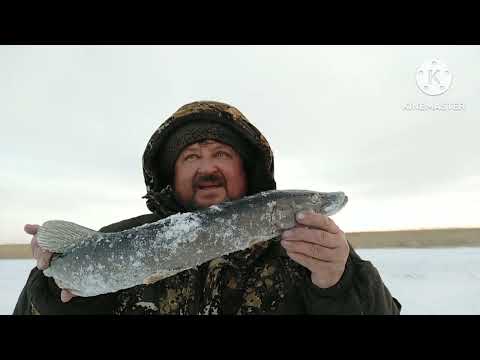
top-left (142, 101), bottom-right (277, 215)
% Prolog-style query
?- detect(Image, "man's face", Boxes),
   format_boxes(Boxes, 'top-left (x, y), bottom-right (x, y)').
top-left (173, 140), bottom-right (248, 209)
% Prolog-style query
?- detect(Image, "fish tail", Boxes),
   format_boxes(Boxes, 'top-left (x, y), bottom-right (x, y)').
top-left (36, 220), bottom-right (98, 253)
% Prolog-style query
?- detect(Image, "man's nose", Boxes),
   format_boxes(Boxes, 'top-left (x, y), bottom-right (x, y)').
top-left (196, 158), bottom-right (218, 174)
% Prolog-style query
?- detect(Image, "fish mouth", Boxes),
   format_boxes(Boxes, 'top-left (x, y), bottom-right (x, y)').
top-left (318, 192), bottom-right (348, 215)
top-left (334, 193), bottom-right (348, 212)
top-left (329, 191), bottom-right (347, 204)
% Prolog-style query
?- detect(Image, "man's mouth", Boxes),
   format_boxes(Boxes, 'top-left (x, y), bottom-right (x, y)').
top-left (196, 183), bottom-right (223, 190)
top-left (193, 174), bottom-right (226, 193)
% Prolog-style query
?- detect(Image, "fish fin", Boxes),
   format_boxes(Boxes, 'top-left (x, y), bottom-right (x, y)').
top-left (36, 220), bottom-right (98, 253)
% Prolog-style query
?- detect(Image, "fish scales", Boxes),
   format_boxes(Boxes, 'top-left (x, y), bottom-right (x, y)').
top-left (37, 190), bottom-right (348, 297)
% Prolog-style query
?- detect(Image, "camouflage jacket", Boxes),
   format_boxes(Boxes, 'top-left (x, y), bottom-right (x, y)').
top-left (13, 101), bottom-right (401, 315)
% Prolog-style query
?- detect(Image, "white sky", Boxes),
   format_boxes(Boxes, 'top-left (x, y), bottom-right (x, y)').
top-left (1, 45), bottom-right (479, 244)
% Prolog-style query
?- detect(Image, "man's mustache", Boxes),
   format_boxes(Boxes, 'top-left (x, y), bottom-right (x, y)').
top-left (193, 173), bottom-right (226, 189)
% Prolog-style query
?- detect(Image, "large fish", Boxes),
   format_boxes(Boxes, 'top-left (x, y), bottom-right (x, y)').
top-left (37, 190), bottom-right (348, 297)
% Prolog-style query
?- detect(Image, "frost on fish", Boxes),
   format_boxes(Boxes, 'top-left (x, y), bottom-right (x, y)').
top-left (40, 190), bottom-right (348, 297)
top-left (44, 212), bottom-right (206, 296)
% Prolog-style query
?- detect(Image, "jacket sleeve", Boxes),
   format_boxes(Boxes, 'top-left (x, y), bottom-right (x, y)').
top-left (12, 268), bottom-right (36, 315)
top-left (12, 267), bottom-right (118, 315)
top-left (300, 245), bottom-right (401, 315)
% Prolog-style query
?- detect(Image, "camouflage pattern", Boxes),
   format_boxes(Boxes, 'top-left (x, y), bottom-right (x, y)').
top-left (13, 100), bottom-right (401, 315)
top-left (111, 241), bottom-right (309, 315)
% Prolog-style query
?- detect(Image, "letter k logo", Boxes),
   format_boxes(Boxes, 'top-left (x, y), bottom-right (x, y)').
top-left (416, 59), bottom-right (453, 96)
top-left (429, 69), bottom-right (441, 85)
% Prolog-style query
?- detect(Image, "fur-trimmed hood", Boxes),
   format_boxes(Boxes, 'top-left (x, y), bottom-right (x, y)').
top-left (142, 101), bottom-right (277, 215)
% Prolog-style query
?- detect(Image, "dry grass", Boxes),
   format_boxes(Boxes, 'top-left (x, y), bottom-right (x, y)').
top-left (1, 227), bottom-right (480, 259)
top-left (347, 228), bottom-right (480, 248)
top-left (0, 244), bottom-right (32, 259)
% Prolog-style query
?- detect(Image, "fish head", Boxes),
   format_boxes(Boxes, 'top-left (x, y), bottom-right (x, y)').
top-left (299, 191), bottom-right (348, 216)
top-left (267, 190), bottom-right (348, 231)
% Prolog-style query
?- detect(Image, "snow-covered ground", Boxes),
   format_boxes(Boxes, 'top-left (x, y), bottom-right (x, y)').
top-left (2, 247), bottom-right (479, 315)
top-left (358, 247), bottom-right (480, 314)
top-left (1, 259), bottom-right (35, 315)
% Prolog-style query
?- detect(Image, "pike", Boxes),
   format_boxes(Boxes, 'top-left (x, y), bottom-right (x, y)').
top-left (38, 190), bottom-right (348, 297)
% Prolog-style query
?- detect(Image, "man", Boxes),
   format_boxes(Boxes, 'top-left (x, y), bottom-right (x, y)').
top-left (14, 101), bottom-right (401, 315)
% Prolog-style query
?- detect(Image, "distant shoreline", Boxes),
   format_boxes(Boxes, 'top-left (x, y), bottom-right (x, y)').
top-left (1, 227), bottom-right (480, 259)
top-left (346, 227), bottom-right (480, 249)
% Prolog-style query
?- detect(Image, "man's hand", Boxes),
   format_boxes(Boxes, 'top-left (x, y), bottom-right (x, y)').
top-left (280, 211), bottom-right (349, 289)
top-left (25, 223), bottom-right (77, 303)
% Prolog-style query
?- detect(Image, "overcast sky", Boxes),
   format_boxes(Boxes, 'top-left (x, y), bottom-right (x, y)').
top-left (1, 45), bottom-right (479, 244)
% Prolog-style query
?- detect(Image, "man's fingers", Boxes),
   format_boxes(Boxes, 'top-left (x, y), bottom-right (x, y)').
top-left (285, 251), bottom-right (322, 273)
top-left (56, 281), bottom-right (79, 303)
top-left (284, 214), bottom-right (349, 289)
top-left (31, 235), bottom-right (38, 258)
top-left (60, 289), bottom-right (77, 303)
top-left (29, 226), bottom-right (53, 269)
top-left (281, 240), bottom-right (337, 262)
top-left (286, 251), bottom-right (345, 284)
top-left (32, 236), bottom-right (52, 269)
top-left (282, 228), bottom-right (339, 249)
top-left (24, 224), bottom-right (40, 235)
top-left (295, 212), bottom-right (340, 234)
top-left (37, 250), bottom-right (53, 270)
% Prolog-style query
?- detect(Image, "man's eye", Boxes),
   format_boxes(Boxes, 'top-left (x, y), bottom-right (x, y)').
top-left (215, 151), bottom-right (231, 158)
top-left (184, 154), bottom-right (199, 161)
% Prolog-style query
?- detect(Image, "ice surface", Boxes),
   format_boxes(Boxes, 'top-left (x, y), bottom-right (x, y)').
top-left (1, 259), bottom-right (35, 315)
top-left (356, 247), bottom-right (480, 315)
top-left (2, 247), bottom-right (480, 315)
